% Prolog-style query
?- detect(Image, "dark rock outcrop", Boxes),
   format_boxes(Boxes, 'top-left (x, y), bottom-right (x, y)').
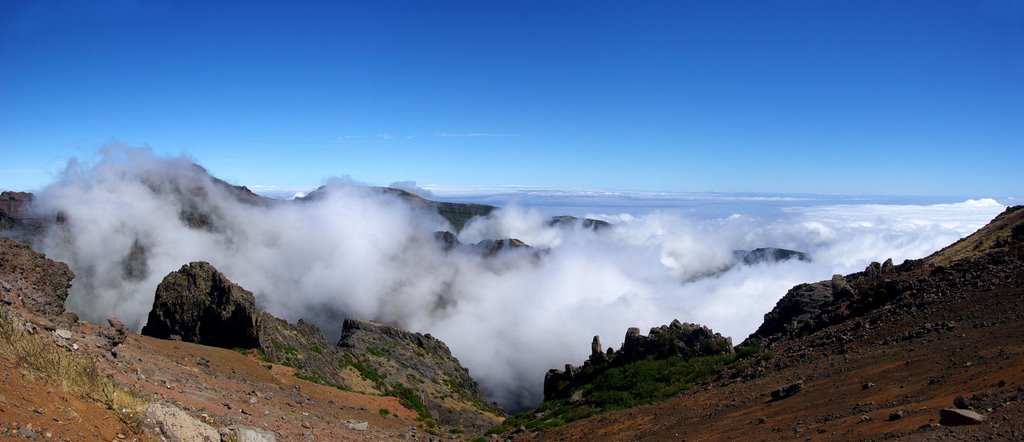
top-left (255, 313), bottom-right (353, 388)
top-left (432, 231), bottom-right (541, 259)
top-left (748, 275), bottom-right (852, 342)
top-left (0, 237), bottom-right (74, 316)
top-left (548, 215), bottom-right (611, 231)
top-left (745, 205), bottom-right (1024, 347)
top-left (302, 186), bottom-right (495, 232)
top-left (734, 248), bottom-right (810, 265)
top-left (105, 315), bottom-right (129, 349)
top-left (141, 262), bottom-right (260, 349)
top-left (141, 261), bottom-right (502, 432)
top-left (433, 231), bottom-right (460, 251)
top-left (0, 191), bottom-right (47, 244)
top-left (770, 379), bottom-right (804, 400)
top-left (544, 320), bottom-right (733, 401)
top-left (0, 191), bottom-right (34, 230)
top-left (475, 238), bottom-right (531, 257)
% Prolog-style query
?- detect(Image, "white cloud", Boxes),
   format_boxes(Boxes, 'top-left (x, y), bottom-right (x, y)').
top-left (29, 146), bottom-right (1006, 411)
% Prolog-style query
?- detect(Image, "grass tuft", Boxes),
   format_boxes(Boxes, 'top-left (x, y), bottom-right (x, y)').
top-left (0, 305), bottom-right (149, 429)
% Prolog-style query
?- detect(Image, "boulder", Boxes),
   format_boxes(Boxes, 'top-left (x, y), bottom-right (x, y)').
top-left (588, 336), bottom-right (609, 365)
top-left (622, 327), bottom-right (645, 356)
top-left (141, 262), bottom-right (260, 349)
top-left (219, 425), bottom-right (277, 442)
top-left (144, 402), bottom-right (219, 442)
top-left (953, 395), bottom-right (973, 410)
top-left (770, 379), bottom-right (804, 401)
top-left (939, 408), bottom-right (985, 426)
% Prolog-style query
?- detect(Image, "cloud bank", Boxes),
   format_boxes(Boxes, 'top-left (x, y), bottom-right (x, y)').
top-left (30, 147), bottom-right (1005, 410)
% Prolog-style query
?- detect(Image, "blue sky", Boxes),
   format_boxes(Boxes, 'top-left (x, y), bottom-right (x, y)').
top-left (1, 1), bottom-right (1022, 197)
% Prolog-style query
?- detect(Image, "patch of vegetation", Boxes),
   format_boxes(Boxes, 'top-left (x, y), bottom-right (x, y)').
top-left (448, 427), bottom-right (464, 434)
top-left (233, 347), bottom-right (275, 364)
top-left (0, 306), bottom-right (148, 428)
top-left (367, 346), bottom-right (386, 357)
top-left (268, 338), bottom-right (303, 368)
top-left (492, 343), bottom-right (767, 432)
top-left (388, 382), bottom-right (432, 420)
top-left (294, 371), bottom-right (350, 391)
top-left (379, 408), bottom-right (390, 416)
top-left (350, 357), bottom-right (384, 388)
top-left (438, 202), bottom-right (495, 232)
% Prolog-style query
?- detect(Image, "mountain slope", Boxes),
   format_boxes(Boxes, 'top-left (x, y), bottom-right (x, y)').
top-left (523, 206), bottom-right (1024, 441)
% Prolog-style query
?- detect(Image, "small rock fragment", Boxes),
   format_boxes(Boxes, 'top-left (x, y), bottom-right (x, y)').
top-left (770, 380), bottom-right (804, 400)
top-left (953, 395), bottom-right (973, 410)
top-left (939, 408), bottom-right (986, 426)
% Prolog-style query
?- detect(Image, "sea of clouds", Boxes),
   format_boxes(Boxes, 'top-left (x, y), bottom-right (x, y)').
top-left (27, 147), bottom-right (1006, 410)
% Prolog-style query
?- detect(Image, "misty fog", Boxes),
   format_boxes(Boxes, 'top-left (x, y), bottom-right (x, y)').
top-left (28, 147), bottom-right (1004, 409)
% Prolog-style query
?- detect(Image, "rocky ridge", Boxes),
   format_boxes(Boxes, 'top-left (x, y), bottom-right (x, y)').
top-left (746, 205), bottom-right (1024, 346)
top-left (0, 191), bottom-right (46, 244)
top-left (0, 237), bottom-right (75, 317)
top-left (543, 320), bottom-right (734, 401)
top-left (734, 247), bottom-right (810, 265)
top-left (524, 207), bottom-right (1024, 440)
top-left (140, 260), bottom-right (502, 432)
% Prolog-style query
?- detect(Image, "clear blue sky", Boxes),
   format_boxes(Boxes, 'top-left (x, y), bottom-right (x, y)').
top-left (1, 1), bottom-right (1022, 197)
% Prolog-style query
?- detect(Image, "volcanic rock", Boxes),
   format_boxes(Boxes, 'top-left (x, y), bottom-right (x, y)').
top-left (144, 402), bottom-right (220, 441)
top-left (589, 336), bottom-right (609, 365)
top-left (548, 215), bottom-right (611, 231)
top-left (770, 379), bottom-right (804, 401)
top-left (544, 320), bottom-right (733, 401)
top-left (302, 186), bottom-right (495, 232)
top-left (336, 318), bottom-right (503, 431)
top-left (475, 238), bottom-right (531, 256)
top-left (141, 262), bottom-right (260, 349)
top-left (433, 231), bottom-right (460, 251)
top-left (219, 425), bottom-right (277, 442)
top-left (105, 315), bottom-right (129, 348)
top-left (255, 314), bottom-right (353, 388)
top-left (734, 248), bottom-right (810, 265)
top-left (0, 237), bottom-right (74, 316)
top-left (748, 280), bottom-right (838, 342)
top-left (0, 191), bottom-right (46, 242)
top-left (939, 408), bottom-right (986, 426)
top-left (140, 261), bottom-right (502, 432)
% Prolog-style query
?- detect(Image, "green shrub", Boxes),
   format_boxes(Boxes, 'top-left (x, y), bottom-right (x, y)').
top-left (388, 383), bottom-right (432, 419)
top-left (494, 347), bottom-right (771, 433)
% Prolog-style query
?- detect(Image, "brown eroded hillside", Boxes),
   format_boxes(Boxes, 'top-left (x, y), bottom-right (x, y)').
top-left (522, 206), bottom-right (1024, 441)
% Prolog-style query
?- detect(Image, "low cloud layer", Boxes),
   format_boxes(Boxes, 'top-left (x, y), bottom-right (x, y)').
top-left (30, 147), bottom-right (1005, 410)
